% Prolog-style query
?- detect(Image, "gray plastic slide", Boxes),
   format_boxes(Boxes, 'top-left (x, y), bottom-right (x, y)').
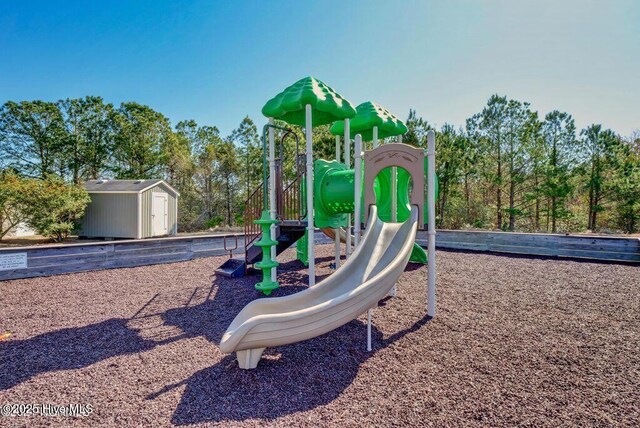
top-left (219, 205), bottom-right (419, 369)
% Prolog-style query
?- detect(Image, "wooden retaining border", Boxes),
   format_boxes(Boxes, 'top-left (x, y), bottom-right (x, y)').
top-left (0, 230), bottom-right (637, 281)
top-left (0, 234), bottom-right (246, 281)
top-left (417, 230), bottom-right (640, 263)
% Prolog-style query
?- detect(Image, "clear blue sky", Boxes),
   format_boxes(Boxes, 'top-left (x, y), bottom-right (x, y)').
top-left (1, 0), bottom-right (638, 137)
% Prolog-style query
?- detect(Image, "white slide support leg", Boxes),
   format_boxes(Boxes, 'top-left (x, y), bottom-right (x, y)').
top-left (305, 104), bottom-right (315, 286)
top-left (344, 118), bottom-right (352, 259)
top-left (334, 135), bottom-right (341, 269)
top-left (427, 130), bottom-right (437, 317)
top-left (236, 348), bottom-right (266, 370)
top-left (367, 309), bottom-right (372, 351)
top-left (268, 118), bottom-right (277, 282)
top-left (389, 164), bottom-right (398, 297)
top-left (389, 133), bottom-right (399, 297)
top-left (354, 134), bottom-right (362, 247)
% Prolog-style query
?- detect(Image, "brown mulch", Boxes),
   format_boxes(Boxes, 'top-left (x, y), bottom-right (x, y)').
top-left (0, 246), bottom-right (638, 427)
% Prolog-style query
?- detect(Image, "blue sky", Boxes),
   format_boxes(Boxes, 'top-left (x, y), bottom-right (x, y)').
top-left (1, 0), bottom-right (638, 136)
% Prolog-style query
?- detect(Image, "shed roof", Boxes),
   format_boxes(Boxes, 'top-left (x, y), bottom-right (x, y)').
top-left (84, 179), bottom-right (180, 196)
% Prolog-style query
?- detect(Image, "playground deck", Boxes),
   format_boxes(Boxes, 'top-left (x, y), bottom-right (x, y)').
top-left (1, 245), bottom-right (638, 427)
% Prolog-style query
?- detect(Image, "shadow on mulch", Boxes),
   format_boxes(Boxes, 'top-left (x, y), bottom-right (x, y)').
top-left (0, 277), bottom-right (294, 391)
top-left (405, 262), bottom-right (424, 272)
top-left (1, 270), bottom-right (431, 424)
top-left (0, 317), bottom-right (170, 391)
top-left (156, 305), bottom-right (431, 426)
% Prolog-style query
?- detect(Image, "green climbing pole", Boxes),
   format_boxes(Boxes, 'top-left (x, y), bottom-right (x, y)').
top-left (254, 210), bottom-right (279, 295)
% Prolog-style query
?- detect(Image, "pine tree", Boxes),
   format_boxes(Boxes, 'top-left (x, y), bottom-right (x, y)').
top-left (541, 110), bottom-right (577, 233)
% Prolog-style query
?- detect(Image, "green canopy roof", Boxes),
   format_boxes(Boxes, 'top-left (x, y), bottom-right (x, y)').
top-left (262, 76), bottom-right (356, 127)
top-left (330, 101), bottom-right (408, 141)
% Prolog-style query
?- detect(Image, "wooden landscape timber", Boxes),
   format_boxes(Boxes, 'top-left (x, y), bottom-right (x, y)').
top-left (0, 230), bottom-right (637, 281)
top-left (417, 230), bottom-right (640, 263)
top-left (0, 234), bottom-right (245, 281)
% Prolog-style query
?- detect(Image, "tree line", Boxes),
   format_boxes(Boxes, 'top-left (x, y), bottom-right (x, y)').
top-left (0, 97), bottom-right (260, 234)
top-left (0, 95), bottom-right (638, 240)
top-left (405, 96), bottom-right (639, 234)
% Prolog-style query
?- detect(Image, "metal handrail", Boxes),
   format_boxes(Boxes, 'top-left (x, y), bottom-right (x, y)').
top-left (244, 125), bottom-right (303, 263)
top-left (244, 182), bottom-right (264, 252)
top-left (223, 235), bottom-right (239, 258)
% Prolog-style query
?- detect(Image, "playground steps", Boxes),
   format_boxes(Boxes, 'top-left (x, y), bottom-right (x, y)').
top-left (215, 258), bottom-right (246, 278)
top-left (245, 224), bottom-right (307, 265)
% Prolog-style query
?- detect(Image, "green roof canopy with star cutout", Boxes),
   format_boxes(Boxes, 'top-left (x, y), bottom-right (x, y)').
top-left (261, 76), bottom-right (357, 127)
top-left (330, 101), bottom-right (408, 141)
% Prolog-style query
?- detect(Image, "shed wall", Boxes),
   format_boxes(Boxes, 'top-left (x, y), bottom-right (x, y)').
top-left (80, 193), bottom-right (138, 238)
top-left (140, 184), bottom-right (178, 238)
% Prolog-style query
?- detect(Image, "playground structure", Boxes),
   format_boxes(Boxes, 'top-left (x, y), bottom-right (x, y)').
top-left (218, 76), bottom-right (437, 369)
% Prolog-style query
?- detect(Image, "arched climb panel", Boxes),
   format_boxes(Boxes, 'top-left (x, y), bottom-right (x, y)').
top-left (363, 143), bottom-right (425, 228)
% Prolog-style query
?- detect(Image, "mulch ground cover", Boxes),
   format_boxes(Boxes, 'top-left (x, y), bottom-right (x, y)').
top-left (1, 245), bottom-right (638, 427)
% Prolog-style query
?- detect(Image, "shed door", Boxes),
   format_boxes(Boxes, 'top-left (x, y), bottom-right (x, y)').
top-left (152, 193), bottom-right (169, 236)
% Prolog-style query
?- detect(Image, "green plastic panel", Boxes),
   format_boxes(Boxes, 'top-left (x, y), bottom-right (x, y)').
top-left (410, 243), bottom-right (428, 263)
top-left (296, 230), bottom-right (309, 267)
top-left (330, 101), bottom-right (408, 141)
top-left (262, 76), bottom-right (356, 127)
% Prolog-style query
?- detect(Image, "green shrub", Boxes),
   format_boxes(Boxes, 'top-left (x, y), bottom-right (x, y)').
top-left (27, 175), bottom-right (90, 242)
top-left (205, 216), bottom-right (225, 229)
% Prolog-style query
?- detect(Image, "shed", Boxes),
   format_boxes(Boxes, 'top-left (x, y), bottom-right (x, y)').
top-left (80, 179), bottom-right (179, 239)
